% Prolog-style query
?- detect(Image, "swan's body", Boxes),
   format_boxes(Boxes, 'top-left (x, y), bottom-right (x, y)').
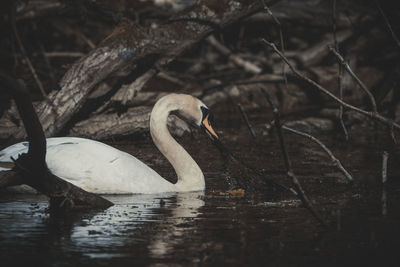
top-left (0, 94), bottom-right (218, 194)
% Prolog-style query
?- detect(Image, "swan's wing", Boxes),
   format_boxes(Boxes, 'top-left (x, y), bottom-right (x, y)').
top-left (46, 138), bottom-right (174, 194)
top-left (1, 137), bottom-right (174, 194)
top-left (0, 137), bottom-right (87, 170)
top-left (0, 142), bottom-right (29, 171)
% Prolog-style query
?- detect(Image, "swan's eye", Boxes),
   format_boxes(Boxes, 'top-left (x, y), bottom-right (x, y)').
top-left (200, 107), bottom-right (218, 140)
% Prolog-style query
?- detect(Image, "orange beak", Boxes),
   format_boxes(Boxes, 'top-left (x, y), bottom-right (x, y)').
top-left (202, 114), bottom-right (219, 139)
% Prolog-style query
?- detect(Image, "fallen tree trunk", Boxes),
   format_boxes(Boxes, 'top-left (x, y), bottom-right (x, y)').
top-left (69, 106), bottom-right (152, 139)
top-left (69, 105), bottom-right (191, 139)
top-left (68, 71), bottom-right (290, 139)
top-left (0, 74), bottom-right (113, 212)
top-left (0, 0), bottom-right (279, 141)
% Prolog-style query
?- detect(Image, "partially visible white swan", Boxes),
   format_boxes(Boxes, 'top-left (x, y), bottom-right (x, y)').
top-left (0, 94), bottom-right (219, 194)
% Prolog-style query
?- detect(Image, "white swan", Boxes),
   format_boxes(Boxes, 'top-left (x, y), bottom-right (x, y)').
top-left (0, 94), bottom-right (219, 194)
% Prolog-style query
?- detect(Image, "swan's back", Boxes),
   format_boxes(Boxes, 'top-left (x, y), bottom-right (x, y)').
top-left (0, 137), bottom-right (175, 194)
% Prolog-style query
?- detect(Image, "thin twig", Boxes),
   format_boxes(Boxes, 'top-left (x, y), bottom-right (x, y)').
top-left (338, 65), bottom-right (349, 138)
top-left (207, 35), bottom-right (261, 74)
top-left (281, 125), bottom-right (353, 183)
top-left (329, 46), bottom-right (378, 113)
top-left (36, 30), bottom-right (57, 87)
top-left (237, 104), bottom-right (256, 138)
top-left (381, 186), bottom-right (387, 216)
top-left (261, 88), bottom-right (327, 226)
top-left (157, 71), bottom-right (185, 86)
top-left (389, 125), bottom-right (397, 145)
top-left (43, 52), bottom-right (85, 58)
top-left (332, 0), bottom-right (349, 140)
top-left (211, 139), bottom-right (294, 193)
top-left (261, 39), bottom-right (400, 130)
top-left (0, 72), bottom-right (113, 210)
top-left (375, 0), bottom-right (400, 49)
top-left (10, 3), bottom-right (47, 97)
top-left (260, 0), bottom-right (287, 84)
top-left (378, 1), bottom-right (400, 146)
top-left (332, 0), bottom-right (338, 49)
top-left (39, 46), bottom-right (56, 84)
top-left (382, 151), bottom-right (389, 184)
top-left (336, 208), bottom-right (341, 231)
top-left (200, 74), bottom-right (285, 99)
top-left (52, 21), bottom-right (96, 49)
top-left (75, 30), bottom-right (96, 49)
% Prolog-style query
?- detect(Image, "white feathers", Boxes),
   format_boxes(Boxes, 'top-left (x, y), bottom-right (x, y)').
top-left (0, 94), bottom-right (208, 194)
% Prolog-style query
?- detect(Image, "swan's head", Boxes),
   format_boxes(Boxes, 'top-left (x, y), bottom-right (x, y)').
top-left (152, 94), bottom-right (219, 140)
top-left (199, 105), bottom-right (219, 140)
top-left (185, 95), bottom-right (218, 140)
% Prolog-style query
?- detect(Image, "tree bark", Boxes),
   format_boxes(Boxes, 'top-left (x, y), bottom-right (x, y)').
top-left (0, 73), bottom-right (113, 211)
top-left (0, 0), bottom-right (279, 141)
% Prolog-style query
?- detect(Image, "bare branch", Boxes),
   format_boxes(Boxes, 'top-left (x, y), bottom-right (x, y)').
top-left (329, 47), bottom-right (378, 113)
top-left (237, 104), bottom-right (256, 138)
top-left (207, 35), bottom-right (262, 74)
top-left (1, 0), bottom-right (279, 141)
top-left (43, 52), bottom-right (85, 58)
top-left (0, 73), bottom-right (113, 211)
top-left (375, 0), bottom-right (400, 49)
top-left (332, 0), bottom-right (349, 140)
top-left (261, 88), bottom-right (327, 226)
top-left (382, 151), bottom-right (389, 184)
top-left (10, 2), bottom-right (47, 98)
top-left (261, 39), bottom-right (400, 130)
top-left (0, 171), bottom-right (23, 189)
top-left (281, 125), bottom-right (353, 182)
top-left (261, 0), bottom-right (287, 83)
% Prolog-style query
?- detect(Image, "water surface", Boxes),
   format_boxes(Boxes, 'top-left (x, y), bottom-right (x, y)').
top-left (1, 130), bottom-right (400, 266)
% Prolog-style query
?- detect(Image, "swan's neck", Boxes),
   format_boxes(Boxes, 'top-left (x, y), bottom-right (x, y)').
top-left (149, 97), bottom-right (205, 192)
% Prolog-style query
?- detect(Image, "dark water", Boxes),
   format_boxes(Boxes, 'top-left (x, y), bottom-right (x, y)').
top-left (1, 124), bottom-right (400, 266)
top-left (1, 185), bottom-right (399, 266)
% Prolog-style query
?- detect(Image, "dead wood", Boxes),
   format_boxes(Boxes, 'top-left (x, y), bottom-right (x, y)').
top-left (375, 0), bottom-right (400, 50)
top-left (281, 125), bottom-right (353, 183)
top-left (288, 30), bottom-right (352, 68)
top-left (14, 0), bottom-right (64, 20)
top-left (262, 39), bottom-right (400, 130)
top-left (0, 19), bottom-right (145, 140)
top-left (211, 138), bottom-right (294, 193)
top-left (382, 151), bottom-right (389, 184)
top-left (69, 105), bottom-right (190, 140)
top-left (9, 2), bottom-right (47, 98)
top-left (261, 0), bottom-right (287, 84)
top-left (0, 170), bottom-right (23, 188)
top-left (332, 0), bottom-right (348, 140)
top-left (237, 104), bottom-right (256, 138)
top-left (261, 88), bottom-right (327, 227)
top-left (200, 73), bottom-right (285, 99)
top-left (0, 0), bottom-right (279, 141)
top-left (0, 73), bottom-right (113, 211)
top-left (329, 47), bottom-right (378, 112)
top-left (70, 106), bottom-right (152, 139)
top-left (207, 35), bottom-right (261, 74)
top-left (110, 69), bottom-right (158, 106)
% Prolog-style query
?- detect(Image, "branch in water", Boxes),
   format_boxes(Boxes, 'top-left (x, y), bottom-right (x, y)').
top-left (0, 72), bottom-right (113, 212)
top-left (281, 125), bottom-right (353, 183)
top-left (328, 46), bottom-right (377, 113)
top-left (261, 88), bottom-right (327, 227)
top-left (331, 0), bottom-right (349, 140)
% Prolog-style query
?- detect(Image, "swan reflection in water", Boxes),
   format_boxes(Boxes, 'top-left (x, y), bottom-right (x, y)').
top-left (70, 191), bottom-right (205, 258)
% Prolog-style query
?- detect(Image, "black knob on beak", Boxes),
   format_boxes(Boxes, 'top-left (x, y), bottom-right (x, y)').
top-left (200, 106), bottom-right (218, 140)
